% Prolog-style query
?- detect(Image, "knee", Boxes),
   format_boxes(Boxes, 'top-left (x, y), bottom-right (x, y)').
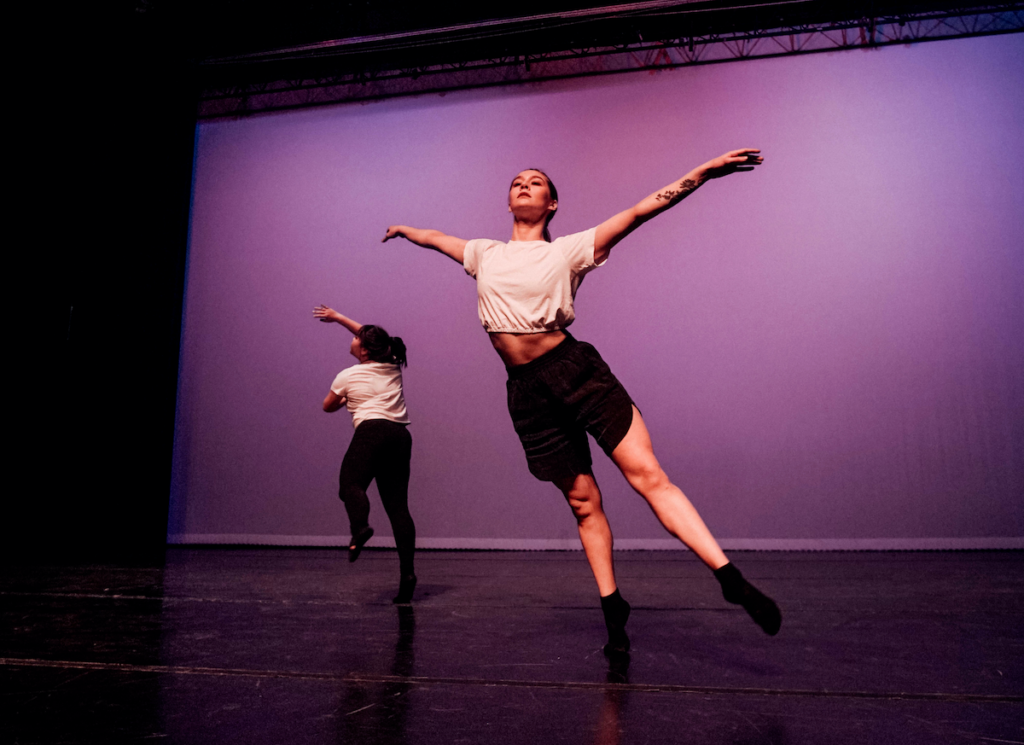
top-left (627, 463), bottom-right (670, 497)
top-left (568, 497), bottom-right (592, 522)
top-left (565, 486), bottom-right (601, 523)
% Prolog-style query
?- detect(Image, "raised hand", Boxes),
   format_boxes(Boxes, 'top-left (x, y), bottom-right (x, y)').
top-left (382, 226), bottom-right (406, 242)
top-left (313, 304), bottom-right (343, 324)
top-left (702, 149), bottom-right (763, 180)
top-left (379, 225), bottom-right (468, 264)
top-left (595, 148), bottom-right (765, 261)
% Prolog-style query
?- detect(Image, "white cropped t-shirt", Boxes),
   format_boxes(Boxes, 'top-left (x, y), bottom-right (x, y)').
top-left (462, 227), bottom-right (604, 333)
top-left (330, 362), bottom-right (410, 429)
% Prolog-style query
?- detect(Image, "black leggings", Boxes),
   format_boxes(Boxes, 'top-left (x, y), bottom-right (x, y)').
top-left (338, 419), bottom-right (415, 575)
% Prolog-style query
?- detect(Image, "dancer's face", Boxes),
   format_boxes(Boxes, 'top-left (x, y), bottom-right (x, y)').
top-left (509, 170), bottom-right (557, 216)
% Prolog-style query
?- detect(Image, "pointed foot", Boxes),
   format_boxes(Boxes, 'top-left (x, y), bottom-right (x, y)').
top-left (348, 526), bottom-right (374, 563)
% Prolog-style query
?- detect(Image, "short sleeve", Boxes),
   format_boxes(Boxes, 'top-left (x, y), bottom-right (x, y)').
top-left (463, 239), bottom-right (488, 277)
top-left (558, 227), bottom-right (601, 278)
top-left (330, 369), bottom-right (350, 398)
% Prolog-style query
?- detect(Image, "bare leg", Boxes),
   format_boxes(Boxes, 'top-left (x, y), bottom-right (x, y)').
top-left (610, 406), bottom-right (728, 569)
top-left (553, 472), bottom-right (617, 596)
top-left (554, 471), bottom-right (632, 653)
top-left (611, 406), bottom-right (781, 635)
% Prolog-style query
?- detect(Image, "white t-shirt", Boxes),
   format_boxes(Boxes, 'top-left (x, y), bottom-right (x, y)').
top-left (330, 362), bottom-right (410, 429)
top-left (462, 227), bottom-right (604, 333)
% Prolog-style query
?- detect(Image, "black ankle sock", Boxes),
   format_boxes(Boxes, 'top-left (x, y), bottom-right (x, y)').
top-left (600, 589), bottom-right (631, 656)
top-left (713, 563), bottom-right (781, 636)
top-left (392, 573), bottom-right (417, 604)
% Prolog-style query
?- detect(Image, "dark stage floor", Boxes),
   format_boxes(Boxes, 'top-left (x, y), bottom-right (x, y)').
top-left (2, 548), bottom-right (1022, 744)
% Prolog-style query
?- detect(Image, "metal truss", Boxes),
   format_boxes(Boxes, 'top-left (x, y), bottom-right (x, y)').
top-left (198, 6), bottom-right (1024, 119)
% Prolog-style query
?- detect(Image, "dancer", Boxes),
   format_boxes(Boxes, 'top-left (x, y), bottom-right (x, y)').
top-left (383, 149), bottom-right (780, 652)
top-left (315, 304), bottom-right (417, 604)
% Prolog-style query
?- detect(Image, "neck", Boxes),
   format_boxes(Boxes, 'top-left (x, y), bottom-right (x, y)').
top-left (510, 218), bottom-right (548, 242)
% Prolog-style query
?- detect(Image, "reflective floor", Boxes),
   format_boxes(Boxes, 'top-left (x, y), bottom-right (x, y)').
top-left (3, 549), bottom-right (1022, 743)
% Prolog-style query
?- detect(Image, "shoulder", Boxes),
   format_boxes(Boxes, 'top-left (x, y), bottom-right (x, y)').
top-left (466, 238), bottom-right (506, 252)
top-left (552, 227), bottom-right (601, 272)
top-left (333, 365), bottom-right (358, 382)
top-left (364, 362), bottom-right (403, 378)
top-left (331, 366), bottom-right (353, 392)
top-left (463, 238), bottom-right (506, 276)
top-left (551, 227), bottom-right (597, 247)
top-left (551, 227), bottom-right (597, 258)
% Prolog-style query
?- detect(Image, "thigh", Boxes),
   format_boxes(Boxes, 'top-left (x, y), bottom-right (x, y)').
top-left (609, 405), bottom-right (668, 490)
top-left (374, 425), bottom-right (412, 499)
top-left (507, 374), bottom-right (592, 482)
top-left (568, 343), bottom-right (635, 457)
top-left (339, 423), bottom-right (381, 491)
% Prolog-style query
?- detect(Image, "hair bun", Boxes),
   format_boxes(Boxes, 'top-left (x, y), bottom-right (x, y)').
top-left (358, 325), bottom-right (408, 367)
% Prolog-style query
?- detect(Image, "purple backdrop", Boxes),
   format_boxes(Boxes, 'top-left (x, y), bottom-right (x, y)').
top-left (169, 34), bottom-right (1024, 549)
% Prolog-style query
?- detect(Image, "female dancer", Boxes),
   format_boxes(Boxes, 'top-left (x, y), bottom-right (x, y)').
top-left (383, 150), bottom-right (780, 651)
top-left (315, 304), bottom-right (417, 604)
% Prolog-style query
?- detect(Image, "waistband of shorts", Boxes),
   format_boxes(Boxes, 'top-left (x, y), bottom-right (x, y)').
top-left (506, 332), bottom-right (578, 380)
top-left (355, 417), bottom-right (410, 429)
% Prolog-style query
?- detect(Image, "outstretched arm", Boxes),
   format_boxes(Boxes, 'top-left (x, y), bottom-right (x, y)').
top-left (593, 149), bottom-right (763, 263)
top-left (383, 225), bottom-right (468, 265)
top-left (313, 304), bottom-right (362, 333)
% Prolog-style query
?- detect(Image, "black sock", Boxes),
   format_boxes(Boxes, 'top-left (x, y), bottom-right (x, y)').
top-left (600, 589), bottom-right (631, 655)
top-left (713, 563), bottom-right (781, 636)
top-left (392, 573), bottom-right (417, 604)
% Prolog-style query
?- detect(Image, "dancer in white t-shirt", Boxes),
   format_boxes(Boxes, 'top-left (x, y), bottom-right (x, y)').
top-left (383, 150), bottom-right (780, 652)
top-left (315, 304), bottom-right (416, 604)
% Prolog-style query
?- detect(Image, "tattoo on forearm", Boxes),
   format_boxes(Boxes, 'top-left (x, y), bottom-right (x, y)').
top-left (654, 178), bottom-right (699, 204)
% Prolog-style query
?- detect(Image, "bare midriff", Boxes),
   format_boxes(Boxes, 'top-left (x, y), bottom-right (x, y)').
top-left (489, 330), bottom-right (567, 368)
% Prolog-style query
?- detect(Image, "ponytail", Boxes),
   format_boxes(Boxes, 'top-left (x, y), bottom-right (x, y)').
top-left (389, 336), bottom-right (408, 367)
top-left (357, 325), bottom-right (408, 367)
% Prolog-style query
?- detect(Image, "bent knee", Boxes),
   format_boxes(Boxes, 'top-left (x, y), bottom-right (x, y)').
top-left (567, 496), bottom-right (598, 521)
top-left (562, 485), bottom-right (602, 521)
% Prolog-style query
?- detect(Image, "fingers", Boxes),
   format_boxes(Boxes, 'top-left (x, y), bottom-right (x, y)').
top-left (708, 150), bottom-right (763, 174)
top-left (724, 149), bottom-right (763, 166)
top-left (728, 154), bottom-right (763, 167)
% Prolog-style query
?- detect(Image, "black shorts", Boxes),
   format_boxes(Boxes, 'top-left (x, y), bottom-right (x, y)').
top-left (506, 333), bottom-right (636, 482)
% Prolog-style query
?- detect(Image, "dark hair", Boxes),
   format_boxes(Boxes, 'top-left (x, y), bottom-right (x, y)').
top-left (511, 169), bottom-right (558, 242)
top-left (357, 325), bottom-right (408, 367)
